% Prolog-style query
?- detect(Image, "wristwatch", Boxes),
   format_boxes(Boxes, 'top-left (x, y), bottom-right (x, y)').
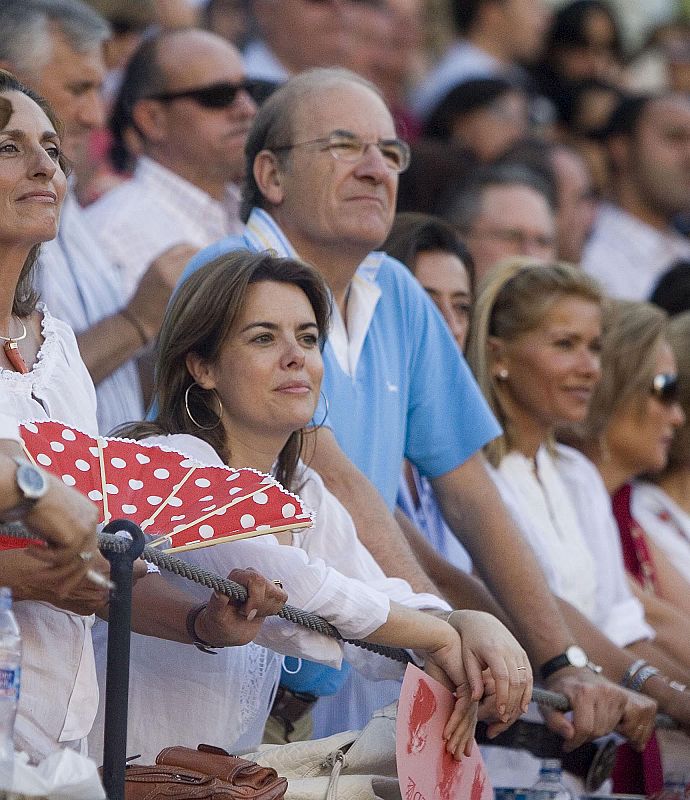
top-left (540, 645), bottom-right (602, 681)
top-left (2, 457), bottom-right (48, 522)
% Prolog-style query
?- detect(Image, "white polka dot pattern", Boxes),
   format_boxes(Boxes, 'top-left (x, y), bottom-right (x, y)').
top-left (18, 420), bottom-right (314, 552)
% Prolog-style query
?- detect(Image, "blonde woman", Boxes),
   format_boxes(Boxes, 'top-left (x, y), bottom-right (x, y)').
top-left (467, 261), bottom-right (690, 791)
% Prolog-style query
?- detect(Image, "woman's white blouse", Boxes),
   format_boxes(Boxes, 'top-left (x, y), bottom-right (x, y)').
top-left (90, 432), bottom-right (448, 762)
top-left (0, 305), bottom-right (99, 760)
top-left (632, 481), bottom-right (690, 584)
top-left (491, 445), bottom-right (653, 648)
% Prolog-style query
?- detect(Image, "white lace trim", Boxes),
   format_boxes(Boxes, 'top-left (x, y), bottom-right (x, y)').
top-left (0, 303), bottom-right (64, 388)
top-left (238, 645), bottom-right (276, 737)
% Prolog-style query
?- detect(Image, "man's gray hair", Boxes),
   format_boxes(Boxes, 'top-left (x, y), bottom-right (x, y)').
top-left (241, 67), bottom-right (384, 222)
top-left (440, 162), bottom-right (557, 233)
top-left (0, 0), bottom-right (110, 76)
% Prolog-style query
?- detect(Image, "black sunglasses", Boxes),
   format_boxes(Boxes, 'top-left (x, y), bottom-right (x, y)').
top-left (650, 373), bottom-right (679, 404)
top-left (147, 80), bottom-right (259, 108)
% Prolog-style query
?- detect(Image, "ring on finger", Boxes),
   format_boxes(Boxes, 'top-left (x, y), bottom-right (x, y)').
top-left (79, 550), bottom-right (94, 562)
top-left (272, 579), bottom-right (283, 589)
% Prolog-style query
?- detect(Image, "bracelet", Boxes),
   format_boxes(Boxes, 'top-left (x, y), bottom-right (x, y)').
top-left (119, 308), bottom-right (149, 348)
top-left (629, 664), bottom-right (660, 692)
top-left (621, 659), bottom-right (648, 689)
top-left (185, 602), bottom-right (218, 655)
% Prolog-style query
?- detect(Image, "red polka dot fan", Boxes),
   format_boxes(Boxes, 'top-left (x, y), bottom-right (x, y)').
top-left (10, 420), bottom-right (313, 552)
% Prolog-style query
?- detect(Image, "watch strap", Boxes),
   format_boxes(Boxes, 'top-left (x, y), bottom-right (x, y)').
top-left (540, 652), bottom-right (572, 681)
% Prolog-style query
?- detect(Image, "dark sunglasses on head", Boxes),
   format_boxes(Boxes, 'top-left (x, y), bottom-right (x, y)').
top-left (650, 373), bottom-right (679, 404)
top-left (147, 80), bottom-right (260, 108)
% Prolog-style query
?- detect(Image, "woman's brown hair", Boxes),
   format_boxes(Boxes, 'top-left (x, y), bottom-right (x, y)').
top-left (120, 250), bottom-right (331, 491)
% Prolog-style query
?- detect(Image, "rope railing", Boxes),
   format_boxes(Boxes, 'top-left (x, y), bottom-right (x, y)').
top-left (0, 522), bottom-right (677, 728)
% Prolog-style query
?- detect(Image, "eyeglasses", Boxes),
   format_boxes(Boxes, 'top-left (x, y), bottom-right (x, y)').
top-left (468, 226), bottom-right (556, 252)
top-left (272, 130), bottom-right (411, 173)
top-left (650, 373), bottom-right (679, 404)
top-left (147, 80), bottom-right (259, 108)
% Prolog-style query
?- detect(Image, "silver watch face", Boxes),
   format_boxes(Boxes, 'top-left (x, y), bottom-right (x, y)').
top-left (566, 645), bottom-right (589, 669)
top-left (16, 462), bottom-right (47, 500)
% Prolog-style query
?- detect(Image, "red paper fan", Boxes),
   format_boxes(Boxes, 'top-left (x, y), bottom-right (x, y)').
top-left (15, 420), bottom-right (313, 552)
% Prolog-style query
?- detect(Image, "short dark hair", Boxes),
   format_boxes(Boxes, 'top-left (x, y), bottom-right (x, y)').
top-left (0, 69), bottom-right (69, 316)
top-left (423, 77), bottom-right (522, 140)
top-left (440, 162), bottom-right (556, 232)
top-left (450, 0), bottom-right (498, 35)
top-left (651, 260), bottom-right (690, 316)
top-left (108, 33), bottom-right (167, 172)
top-left (602, 92), bottom-right (655, 139)
top-left (382, 212), bottom-right (475, 294)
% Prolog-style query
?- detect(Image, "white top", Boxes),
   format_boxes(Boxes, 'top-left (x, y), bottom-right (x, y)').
top-left (37, 190), bottom-right (144, 434)
top-left (582, 203), bottom-right (690, 300)
top-left (0, 305), bottom-right (99, 761)
top-left (85, 157), bottom-right (243, 301)
top-left (89, 432), bottom-right (448, 763)
top-left (632, 480), bottom-right (690, 584)
top-left (242, 40), bottom-right (290, 83)
top-left (491, 445), bottom-right (654, 648)
top-left (0, 413), bottom-right (19, 442)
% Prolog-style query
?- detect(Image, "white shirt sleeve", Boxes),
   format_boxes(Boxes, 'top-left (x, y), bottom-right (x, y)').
top-left (142, 435), bottom-right (392, 665)
top-left (0, 413), bottom-right (20, 443)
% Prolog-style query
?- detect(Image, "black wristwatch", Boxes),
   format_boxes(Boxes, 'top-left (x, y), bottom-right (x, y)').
top-left (2, 457), bottom-right (48, 522)
top-left (540, 645), bottom-right (602, 681)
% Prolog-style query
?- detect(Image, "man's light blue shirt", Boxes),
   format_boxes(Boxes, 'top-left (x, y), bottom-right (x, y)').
top-left (181, 209), bottom-right (500, 508)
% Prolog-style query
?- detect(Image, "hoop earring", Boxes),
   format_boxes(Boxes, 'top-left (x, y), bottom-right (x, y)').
top-left (309, 391), bottom-right (329, 431)
top-left (184, 382), bottom-right (224, 430)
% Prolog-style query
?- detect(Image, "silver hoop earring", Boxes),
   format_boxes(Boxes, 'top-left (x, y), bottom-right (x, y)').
top-left (310, 391), bottom-right (329, 431)
top-left (184, 382), bottom-right (224, 430)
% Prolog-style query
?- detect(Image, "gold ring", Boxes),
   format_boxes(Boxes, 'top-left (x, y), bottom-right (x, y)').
top-left (272, 579), bottom-right (283, 589)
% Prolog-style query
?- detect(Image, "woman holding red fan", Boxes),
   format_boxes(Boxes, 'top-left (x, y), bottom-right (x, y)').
top-left (102, 249), bottom-right (531, 764)
top-left (0, 70), bottom-right (287, 764)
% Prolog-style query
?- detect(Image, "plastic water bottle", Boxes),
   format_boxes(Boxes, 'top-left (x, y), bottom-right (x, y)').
top-left (531, 759), bottom-right (576, 800)
top-left (0, 588), bottom-right (21, 798)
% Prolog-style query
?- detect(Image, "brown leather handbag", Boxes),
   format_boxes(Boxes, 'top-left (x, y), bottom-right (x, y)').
top-left (124, 744), bottom-right (288, 800)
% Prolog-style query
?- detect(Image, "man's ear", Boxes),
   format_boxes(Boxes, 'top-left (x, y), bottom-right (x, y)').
top-left (253, 149), bottom-right (285, 206)
top-left (185, 352), bottom-right (216, 390)
top-left (132, 99), bottom-right (167, 145)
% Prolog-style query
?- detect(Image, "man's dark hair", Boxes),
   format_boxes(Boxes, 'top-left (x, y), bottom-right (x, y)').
top-left (109, 33), bottom-right (167, 172)
top-left (651, 260), bottom-right (690, 316)
top-left (602, 92), bottom-right (655, 139)
top-left (450, 0), bottom-right (499, 36)
top-left (439, 162), bottom-right (557, 232)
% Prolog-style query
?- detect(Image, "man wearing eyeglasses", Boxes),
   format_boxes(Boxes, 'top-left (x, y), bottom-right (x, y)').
top-left (441, 161), bottom-right (558, 284)
top-left (179, 68), bottom-right (643, 763)
top-left (85, 27), bottom-right (256, 302)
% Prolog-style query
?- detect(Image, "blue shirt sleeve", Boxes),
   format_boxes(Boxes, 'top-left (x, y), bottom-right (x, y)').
top-left (394, 263), bottom-right (501, 478)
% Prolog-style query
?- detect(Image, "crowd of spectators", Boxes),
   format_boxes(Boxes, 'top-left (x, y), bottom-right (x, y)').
top-left (2, 0), bottom-right (690, 794)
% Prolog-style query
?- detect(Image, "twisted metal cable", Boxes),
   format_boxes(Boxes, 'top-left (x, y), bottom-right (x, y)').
top-left (0, 523), bottom-right (677, 726)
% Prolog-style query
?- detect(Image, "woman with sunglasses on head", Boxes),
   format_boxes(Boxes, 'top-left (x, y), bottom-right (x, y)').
top-left (467, 261), bottom-right (690, 791)
top-left (94, 248), bottom-right (529, 764)
top-left (631, 313), bottom-right (690, 586)
top-left (566, 300), bottom-right (690, 785)
top-left (571, 303), bottom-right (690, 657)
